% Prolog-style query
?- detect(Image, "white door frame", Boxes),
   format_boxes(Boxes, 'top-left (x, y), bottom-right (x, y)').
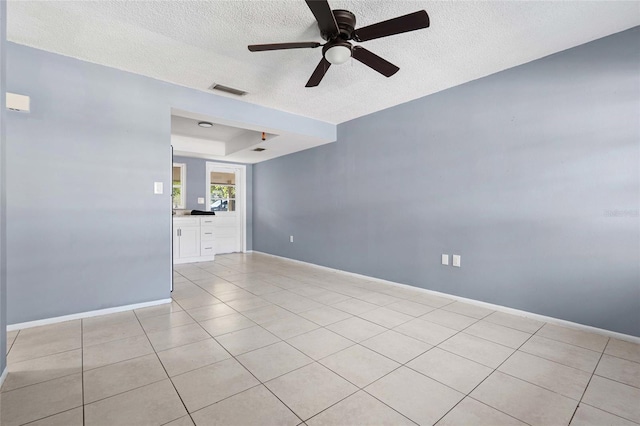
top-left (205, 162), bottom-right (247, 253)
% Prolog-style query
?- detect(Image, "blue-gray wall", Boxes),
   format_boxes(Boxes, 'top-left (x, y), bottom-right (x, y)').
top-left (254, 27), bottom-right (640, 336)
top-left (173, 155), bottom-right (253, 250)
top-left (6, 43), bottom-right (332, 324)
top-left (1, 0), bottom-right (7, 373)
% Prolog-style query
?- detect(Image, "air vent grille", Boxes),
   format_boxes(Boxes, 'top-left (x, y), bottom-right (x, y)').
top-left (252, 148), bottom-right (266, 152)
top-left (209, 84), bottom-right (247, 96)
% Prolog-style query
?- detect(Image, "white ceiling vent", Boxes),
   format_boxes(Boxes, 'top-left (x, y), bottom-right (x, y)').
top-left (209, 84), bottom-right (247, 96)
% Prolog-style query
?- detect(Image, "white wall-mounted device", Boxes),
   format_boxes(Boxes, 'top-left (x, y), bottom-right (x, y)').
top-left (6, 92), bottom-right (31, 112)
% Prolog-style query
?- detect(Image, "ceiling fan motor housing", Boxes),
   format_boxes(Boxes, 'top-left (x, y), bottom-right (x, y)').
top-left (328, 9), bottom-right (356, 40)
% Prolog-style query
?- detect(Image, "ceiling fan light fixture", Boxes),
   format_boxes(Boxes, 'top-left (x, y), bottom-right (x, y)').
top-left (198, 121), bottom-right (213, 128)
top-left (324, 44), bottom-right (351, 65)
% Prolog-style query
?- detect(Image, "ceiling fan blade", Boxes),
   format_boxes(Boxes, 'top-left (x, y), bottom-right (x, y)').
top-left (248, 42), bottom-right (322, 52)
top-left (305, 58), bottom-right (331, 87)
top-left (353, 10), bottom-right (430, 42)
top-left (352, 46), bottom-right (399, 77)
top-left (305, 0), bottom-right (339, 39)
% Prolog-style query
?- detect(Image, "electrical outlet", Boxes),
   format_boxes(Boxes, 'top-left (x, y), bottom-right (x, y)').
top-left (197, 197), bottom-right (205, 204)
top-left (453, 255), bottom-right (461, 267)
top-left (290, 235), bottom-right (294, 243)
top-left (441, 254), bottom-right (449, 265)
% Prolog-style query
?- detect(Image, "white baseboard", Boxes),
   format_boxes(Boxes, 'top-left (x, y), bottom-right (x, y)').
top-left (0, 367), bottom-right (7, 388)
top-left (7, 298), bottom-right (172, 332)
top-left (253, 251), bottom-right (640, 344)
top-left (174, 255), bottom-right (215, 265)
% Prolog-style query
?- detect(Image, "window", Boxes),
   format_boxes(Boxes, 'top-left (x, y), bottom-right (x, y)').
top-left (210, 171), bottom-right (235, 212)
top-left (172, 163), bottom-right (186, 209)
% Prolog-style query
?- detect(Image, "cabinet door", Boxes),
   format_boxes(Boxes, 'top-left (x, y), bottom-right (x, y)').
top-left (178, 226), bottom-right (201, 259)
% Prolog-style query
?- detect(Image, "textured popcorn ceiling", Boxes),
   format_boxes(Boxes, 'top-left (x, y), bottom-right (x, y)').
top-left (7, 1), bottom-right (640, 124)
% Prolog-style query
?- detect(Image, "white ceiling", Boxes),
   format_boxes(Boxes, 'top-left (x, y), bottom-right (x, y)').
top-left (7, 1), bottom-right (640, 124)
top-left (170, 109), bottom-right (329, 163)
top-left (171, 115), bottom-right (249, 142)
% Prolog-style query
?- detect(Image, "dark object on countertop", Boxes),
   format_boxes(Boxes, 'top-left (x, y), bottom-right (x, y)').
top-left (190, 210), bottom-right (215, 216)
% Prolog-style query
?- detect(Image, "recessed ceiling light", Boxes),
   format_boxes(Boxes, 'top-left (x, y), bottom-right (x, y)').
top-left (198, 121), bottom-right (213, 128)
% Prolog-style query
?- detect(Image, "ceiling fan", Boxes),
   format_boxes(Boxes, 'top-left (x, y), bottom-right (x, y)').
top-left (248, 0), bottom-right (430, 87)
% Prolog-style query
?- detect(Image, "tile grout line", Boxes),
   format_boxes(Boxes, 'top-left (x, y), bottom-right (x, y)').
top-left (571, 402), bottom-right (640, 425)
top-left (171, 288), bottom-right (272, 410)
top-left (20, 407), bottom-right (80, 426)
top-left (567, 337), bottom-right (609, 425)
top-left (81, 374), bottom-right (168, 406)
top-left (517, 342), bottom-right (603, 374)
top-left (132, 308), bottom-right (194, 425)
top-left (532, 333), bottom-right (610, 354)
top-left (176, 291), bottom-right (305, 424)
top-left (430, 324), bottom-right (542, 426)
top-left (589, 371), bottom-right (640, 390)
top-left (301, 312), bottom-right (484, 425)
top-left (308, 357), bottom-right (415, 424)
top-left (454, 320), bottom-right (606, 424)
top-left (3, 344), bottom-right (82, 369)
top-left (353, 312), bottom-right (491, 424)
top-left (7, 326), bottom-right (85, 424)
top-left (5, 328), bottom-right (20, 357)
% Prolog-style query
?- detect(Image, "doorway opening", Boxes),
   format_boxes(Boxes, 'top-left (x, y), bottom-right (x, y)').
top-left (206, 162), bottom-right (247, 254)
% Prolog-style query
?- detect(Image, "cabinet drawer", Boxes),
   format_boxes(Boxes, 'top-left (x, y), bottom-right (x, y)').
top-left (173, 217), bottom-right (199, 227)
top-left (212, 217), bottom-right (235, 227)
top-left (201, 226), bottom-right (215, 241)
top-left (201, 242), bottom-right (215, 256)
top-left (200, 217), bottom-right (216, 226)
top-left (213, 227), bottom-right (236, 238)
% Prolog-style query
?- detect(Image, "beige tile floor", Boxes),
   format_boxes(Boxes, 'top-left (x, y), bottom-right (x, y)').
top-left (2, 253), bottom-right (640, 426)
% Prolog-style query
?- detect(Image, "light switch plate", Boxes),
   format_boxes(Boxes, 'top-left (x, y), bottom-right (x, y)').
top-left (453, 255), bottom-right (461, 267)
top-left (290, 235), bottom-right (294, 243)
top-left (197, 197), bottom-right (205, 204)
top-left (154, 182), bottom-right (163, 194)
top-left (441, 254), bottom-right (449, 265)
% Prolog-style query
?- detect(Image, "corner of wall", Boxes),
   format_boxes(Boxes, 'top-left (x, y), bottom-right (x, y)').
top-left (0, 0), bottom-right (9, 374)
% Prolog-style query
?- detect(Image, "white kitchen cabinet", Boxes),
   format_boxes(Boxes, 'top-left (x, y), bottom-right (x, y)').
top-left (173, 217), bottom-right (214, 264)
